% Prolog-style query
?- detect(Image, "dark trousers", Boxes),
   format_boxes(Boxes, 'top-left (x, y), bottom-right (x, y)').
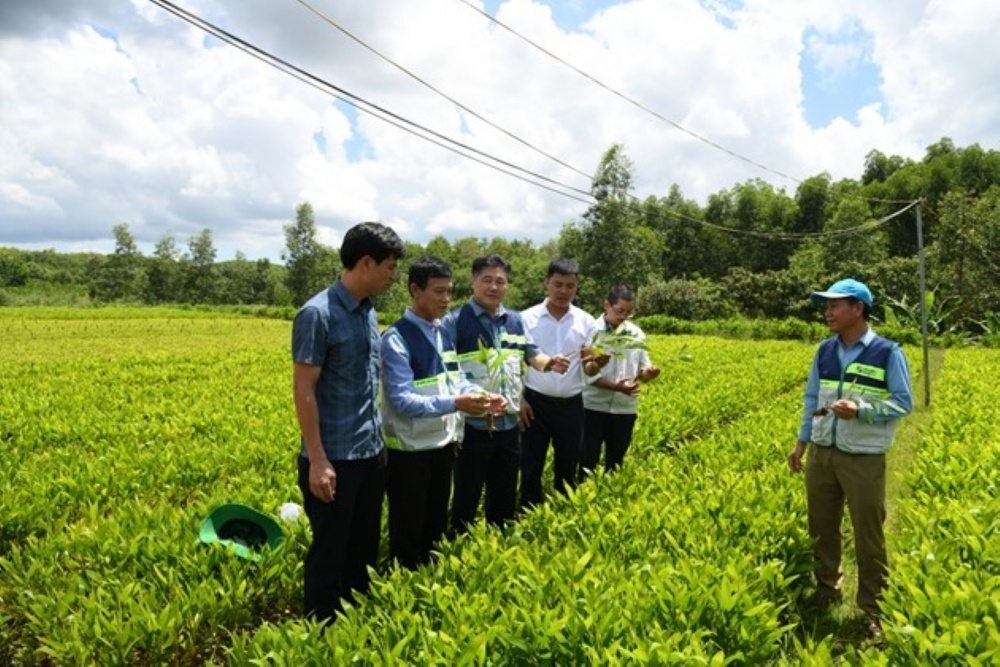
top-left (386, 444), bottom-right (456, 570)
top-left (581, 409), bottom-right (638, 475)
top-left (297, 454), bottom-right (385, 624)
top-left (519, 388), bottom-right (584, 508)
top-left (451, 425), bottom-right (520, 533)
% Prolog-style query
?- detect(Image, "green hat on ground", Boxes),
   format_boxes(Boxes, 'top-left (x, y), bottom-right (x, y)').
top-left (199, 503), bottom-right (284, 561)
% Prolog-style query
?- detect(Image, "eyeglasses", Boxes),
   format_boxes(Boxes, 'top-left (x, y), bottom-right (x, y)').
top-left (608, 304), bottom-right (634, 319)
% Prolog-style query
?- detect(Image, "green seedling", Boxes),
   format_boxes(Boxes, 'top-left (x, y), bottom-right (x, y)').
top-left (584, 326), bottom-right (648, 360)
top-left (474, 337), bottom-right (516, 432)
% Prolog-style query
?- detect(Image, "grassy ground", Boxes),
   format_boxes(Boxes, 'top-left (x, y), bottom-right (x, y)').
top-left (794, 347), bottom-right (944, 657)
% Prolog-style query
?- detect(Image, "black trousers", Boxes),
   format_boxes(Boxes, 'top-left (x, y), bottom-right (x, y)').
top-left (519, 388), bottom-right (584, 508)
top-left (386, 444), bottom-right (456, 570)
top-left (297, 454), bottom-right (385, 624)
top-left (451, 425), bottom-right (520, 533)
top-left (581, 409), bottom-right (638, 474)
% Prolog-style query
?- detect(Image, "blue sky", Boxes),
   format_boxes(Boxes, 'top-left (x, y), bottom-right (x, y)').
top-left (799, 23), bottom-right (882, 127)
top-left (1, 0), bottom-right (998, 260)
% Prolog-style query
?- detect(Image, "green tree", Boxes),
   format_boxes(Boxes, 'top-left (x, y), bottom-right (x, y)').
top-left (89, 223), bottom-right (145, 302)
top-left (574, 144), bottom-right (660, 308)
top-left (146, 233), bottom-right (181, 304)
top-left (934, 187), bottom-right (1000, 324)
top-left (183, 229), bottom-right (218, 304)
top-left (250, 258), bottom-right (281, 304)
top-left (653, 185), bottom-right (728, 280)
top-left (956, 143), bottom-right (1000, 196)
top-left (861, 150), bottom-right (908, 185)
top-left (794, 174), bottom-right (832, 235)
top-left (0, 249), bottom-right (30, 287)
top-left (820, 198), bottom-right (888, 276)
top-left (283, 202), bottom-right (337, 306)
top-left (723, 180), bottom-right (798, 273)
top-left (217, 251), bottom-right (258, 304)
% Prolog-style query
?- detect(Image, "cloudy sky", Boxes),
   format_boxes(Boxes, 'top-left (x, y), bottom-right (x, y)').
top-left (1, 0), bottom-right (998, 261)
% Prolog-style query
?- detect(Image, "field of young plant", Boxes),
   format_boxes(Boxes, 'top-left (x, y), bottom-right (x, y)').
top-left (0, 308), bottom-right (995, 664)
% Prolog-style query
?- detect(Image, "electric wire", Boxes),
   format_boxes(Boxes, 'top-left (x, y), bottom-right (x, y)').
top-left (632, 197), bottom-right (921, 241)
top-left (456, 0), bottom-right (801, 181)
top-left (296, 0), bottom-right (595, 184)
top-left (147, 0), bottom-right (922, 242)
top-left (147, 0), bottom-right (596, 204)
top-left (455, 0), bottom-right (915, 206)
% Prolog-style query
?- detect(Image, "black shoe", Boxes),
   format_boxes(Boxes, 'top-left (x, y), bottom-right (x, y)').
top-left (803, 588), bottom-right (843, 609)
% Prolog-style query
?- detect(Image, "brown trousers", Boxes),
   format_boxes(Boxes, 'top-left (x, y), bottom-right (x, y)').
top-left (805, 445), bottom-right (888, 617)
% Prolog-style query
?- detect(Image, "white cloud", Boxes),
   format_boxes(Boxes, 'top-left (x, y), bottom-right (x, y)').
top-left (1, 0), bottom-right (998, 260)
top-left (805, 33), bottom-right (866, 79)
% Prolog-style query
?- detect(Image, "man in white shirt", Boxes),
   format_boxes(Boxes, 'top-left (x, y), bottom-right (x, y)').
top-left (519, 259), bottom-right (608, 508)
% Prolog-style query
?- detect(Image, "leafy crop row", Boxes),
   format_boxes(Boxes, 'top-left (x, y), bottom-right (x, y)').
top-left (3, 308), bottom-right (978, 665)
top-left (229, 338), bottom-right (823, 664)
top-left (875, 348), bottom-right (1000, 664)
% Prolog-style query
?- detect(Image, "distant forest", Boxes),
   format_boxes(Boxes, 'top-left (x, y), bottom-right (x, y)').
top-left (2, 138), bottom-right (998, 337)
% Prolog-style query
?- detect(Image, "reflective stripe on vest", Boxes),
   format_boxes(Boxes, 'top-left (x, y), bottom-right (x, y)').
top-left (382, 317), bottom-right (463, 451)
top-left (812, 334), bottom-right (897, 454)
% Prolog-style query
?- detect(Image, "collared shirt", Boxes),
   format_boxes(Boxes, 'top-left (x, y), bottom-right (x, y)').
top-left (521, 300), bottom-right (599, 398)
top-left (583, 315), bottom-right (652, 415)
top-left (797, 327), bottom-right (913, 443)
top-left (382, 308), bottom-right (480, 418)
top-left (292, 279), bottom-right (383, 461)
top-left (441, 298), bottom-right (540, 431)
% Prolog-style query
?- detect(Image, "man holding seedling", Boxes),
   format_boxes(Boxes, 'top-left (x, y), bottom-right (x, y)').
top-left (519, 258), bottom-right (609, 508)
top-left (443, 254), bottom-right (570, 533)
top-left (381, 257), bottom-right (506, 569)
top-left (788, 278), bottom-right (913, 642)
top-left (292, 222), bottom-right (405, 624)
top-left (580, 285), bottom-right (660, 476)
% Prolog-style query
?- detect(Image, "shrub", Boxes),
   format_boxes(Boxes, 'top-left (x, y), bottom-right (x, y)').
top-left (639, 278), bottom-right (738, 321)
top-left (721, 268), bottom-right (815, 320)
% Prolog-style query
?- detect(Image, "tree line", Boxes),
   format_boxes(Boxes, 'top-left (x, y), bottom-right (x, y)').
top-left (1, 137), bottom-right (998, 336)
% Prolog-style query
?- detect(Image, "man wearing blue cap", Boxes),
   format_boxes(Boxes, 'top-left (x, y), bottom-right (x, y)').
top-left (787, 278), bottom-right (913, 641)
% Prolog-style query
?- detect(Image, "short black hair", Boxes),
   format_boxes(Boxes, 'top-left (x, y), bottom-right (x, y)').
top-left (408, 256), bottom-right (452, 291)
top-left (845, 296), bottom-right (872, 320)
top-left (471, 254), bottom-right (512, 277)
top-left (606, 285), bottom-right (635, 304)
top-left (340, 222), bottom-right (405, 269)
top-left (546, 258), bottom-right (579, 279)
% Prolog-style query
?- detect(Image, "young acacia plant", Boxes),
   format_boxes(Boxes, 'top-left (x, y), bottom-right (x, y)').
top-left (583, 326), bottom-right (647, 359)
top-left (474, 337), bottom-right (516, 432)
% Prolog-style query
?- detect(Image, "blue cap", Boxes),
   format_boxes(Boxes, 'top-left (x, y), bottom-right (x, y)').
top-left (811, 278), bottom-right (873, 307)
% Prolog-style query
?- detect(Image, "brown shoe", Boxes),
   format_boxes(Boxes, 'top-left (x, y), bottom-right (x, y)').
top-left (803, 587), bottom-right (843, 609)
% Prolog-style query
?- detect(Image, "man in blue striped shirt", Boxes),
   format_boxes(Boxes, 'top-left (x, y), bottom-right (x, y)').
top-left (292, 222), bottom-right (405, 624)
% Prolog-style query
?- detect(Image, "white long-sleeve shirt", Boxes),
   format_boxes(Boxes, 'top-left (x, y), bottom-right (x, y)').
top-left (583, 315), bottom-right (653, 415)
top-left (521, 301), bottom-right (599, 398)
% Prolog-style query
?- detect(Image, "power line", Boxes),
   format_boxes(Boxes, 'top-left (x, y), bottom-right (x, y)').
top-left (146, 0), bottom-right (921, 242)
top-left (295, 0), bottom-right (595, 184)
top-left (686, 198), bottom-right (920, 240)
top-left (456, 0), bottom-right (914, 207)
top-left (146, 0), bottom-right (596, 205)
top-left (626, 195), bottom-right (921, 241)
top-left (456, 0), bottom-right (802, 182)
